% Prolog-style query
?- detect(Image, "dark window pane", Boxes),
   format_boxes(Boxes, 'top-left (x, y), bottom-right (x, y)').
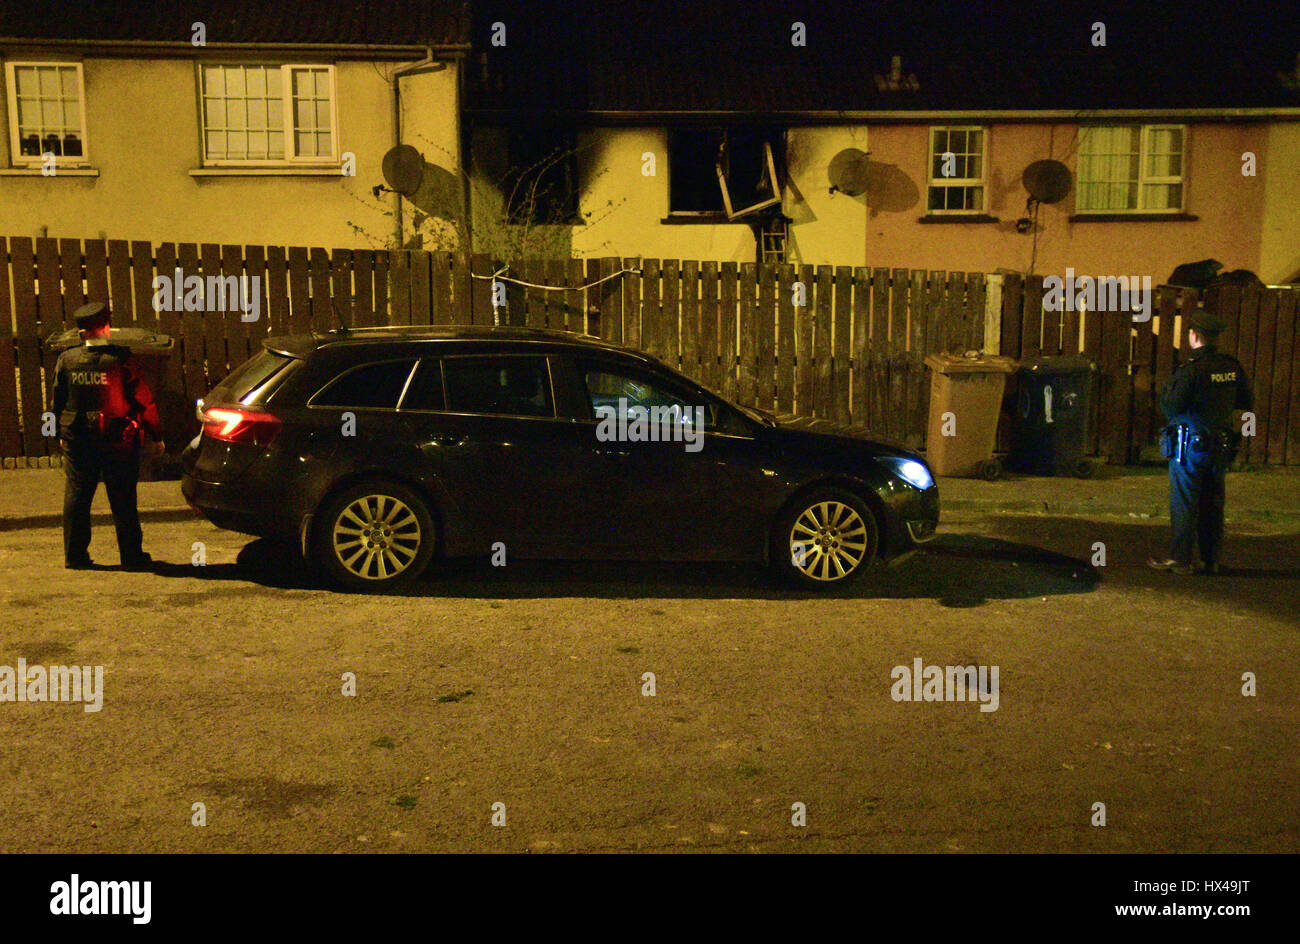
top-left (443, 357), bottom-right (553, 417)
top-left (314, 359), bottom-right (415, 409)
top-left (399, 360), bottom-right (445, 411)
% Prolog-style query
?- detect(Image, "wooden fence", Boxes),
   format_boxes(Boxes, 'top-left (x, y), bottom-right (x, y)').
top-left (2, 236), bottom-right (1298, 466)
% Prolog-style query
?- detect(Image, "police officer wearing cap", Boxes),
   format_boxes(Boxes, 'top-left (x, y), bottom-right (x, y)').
top-left (1147, 306), bottom-right (1253, 576)
top-left (51, 302), bottom-right (164, 569)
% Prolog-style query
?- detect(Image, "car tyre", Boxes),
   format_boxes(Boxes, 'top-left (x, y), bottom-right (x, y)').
top-left (314, 480), bottom-right (436, 590)
top-left (773, 487), bottom-right (879, 589)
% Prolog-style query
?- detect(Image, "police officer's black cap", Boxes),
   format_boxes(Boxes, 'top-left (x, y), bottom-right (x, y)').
top-left (1187, 307), bottom-right (1225, 337)
top-left (73, 301), bottom-right (110, 330)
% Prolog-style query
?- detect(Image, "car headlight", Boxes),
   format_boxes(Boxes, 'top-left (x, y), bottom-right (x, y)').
top-left (883, 457), bottom-right (934, 490)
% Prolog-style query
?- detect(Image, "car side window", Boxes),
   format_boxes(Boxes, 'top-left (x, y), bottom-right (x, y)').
top-left (311, 358), bottom-right (416, 409)
top-left (582, 366), bottom-right (714, 431)
top-left (442, 356), bottom-right (554, 418)
top-left (398, 359), bottom-right (445, 411)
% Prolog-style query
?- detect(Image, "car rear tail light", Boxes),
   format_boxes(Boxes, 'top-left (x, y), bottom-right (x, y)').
top-left (201, 406), bottom-right (282, 445)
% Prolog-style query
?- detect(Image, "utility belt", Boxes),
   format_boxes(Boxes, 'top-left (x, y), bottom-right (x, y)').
top-left (1159, 422), bottom-right (1234, 469)
top-left (63, 411), bottom-right (143, 449)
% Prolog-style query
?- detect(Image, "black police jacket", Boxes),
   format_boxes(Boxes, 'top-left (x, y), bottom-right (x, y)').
top-left (1158, 344), bottom-right (1253, 434)
top-left (50, 340), bottom-right (163, 446)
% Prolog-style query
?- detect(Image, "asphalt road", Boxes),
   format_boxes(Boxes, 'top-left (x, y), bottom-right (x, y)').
top-left (1, 510), bottom-right (1297, 853)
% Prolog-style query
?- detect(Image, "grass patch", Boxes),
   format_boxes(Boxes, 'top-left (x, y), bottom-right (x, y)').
top-left (395, 795), bottom-right (417, 810)
top-left (438, 689), bottom-right (475, 703)
top-left (735, 761), bottom-right (763, 779)
top-left (615, 645), bottom-right (640, 654)
top-left (370, 735), bottom-right (396, 749)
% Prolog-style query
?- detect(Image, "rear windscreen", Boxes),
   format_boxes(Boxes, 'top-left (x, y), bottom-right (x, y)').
top-left (216, 350), bottom-right (295, 402)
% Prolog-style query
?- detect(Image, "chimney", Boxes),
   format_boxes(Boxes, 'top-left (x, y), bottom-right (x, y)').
top-left (875, 54), bottom-right (920, 92)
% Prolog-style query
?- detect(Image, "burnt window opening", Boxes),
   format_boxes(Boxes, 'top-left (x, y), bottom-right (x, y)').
top-left (670, 129), bottom-right (725, 214)
top-left (669, 127), bottom-right (784, 218)
top-left (503, 125), bottom-right (581, 226)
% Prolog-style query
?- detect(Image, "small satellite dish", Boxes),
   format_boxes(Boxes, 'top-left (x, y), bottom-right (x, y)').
top-left (1022, 159), bottom-right (1072, 204)
top-left (382, 144), bottom-right (425, 196)
top-left (828, 148), bottom-right (871, 196)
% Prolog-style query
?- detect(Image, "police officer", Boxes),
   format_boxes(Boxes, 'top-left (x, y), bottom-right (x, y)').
top-left (1147, 307), bottom-right (1253, 576)
top-left (51, 302), bottom-right (163, 569)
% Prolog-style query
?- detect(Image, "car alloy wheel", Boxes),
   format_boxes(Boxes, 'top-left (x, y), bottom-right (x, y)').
top-left (333, 494), bottom-right (422, 581)
top-left (776, 487), bottom-right (878, 588)
top-left (315, 480), bottom-right (436, 590)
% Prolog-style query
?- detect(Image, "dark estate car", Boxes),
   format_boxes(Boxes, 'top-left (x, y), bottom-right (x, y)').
top-left (181, 326), bottom-right (939, 590)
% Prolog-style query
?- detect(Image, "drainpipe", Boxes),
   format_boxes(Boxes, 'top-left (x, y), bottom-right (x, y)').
top-left (390, 47), bottom-right (438, 247)
top-left (457, 52), bottom-right (473, 254)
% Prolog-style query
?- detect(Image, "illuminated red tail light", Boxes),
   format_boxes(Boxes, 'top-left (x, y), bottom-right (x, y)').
top-left (201, 407), bottom-right (282, 445)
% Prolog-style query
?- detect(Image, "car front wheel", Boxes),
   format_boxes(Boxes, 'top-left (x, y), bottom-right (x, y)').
top-left (315, 480), bottom-right (435, 590)
top-left (774, 488), bottom-right (878, 588)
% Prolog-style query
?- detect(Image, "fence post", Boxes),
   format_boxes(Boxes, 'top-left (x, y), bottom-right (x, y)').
top-left (984, 273), bottom-right (1003, 354)
top-left (0, 238), bottom-right (19, 456)
top-left (469, 253), bottom-right (493, 326)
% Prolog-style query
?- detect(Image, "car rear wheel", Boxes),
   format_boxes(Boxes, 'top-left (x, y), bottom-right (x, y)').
top-left (774, 488), bottom-right (878, 589)
top-left (315, 480), bottom-right (435, 590)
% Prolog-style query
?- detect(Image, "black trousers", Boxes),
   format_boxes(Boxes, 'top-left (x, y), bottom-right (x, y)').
top-left (63, 438), bottom-right (143, 565)
top-left (1168, 454), bottom-right (1226, 566)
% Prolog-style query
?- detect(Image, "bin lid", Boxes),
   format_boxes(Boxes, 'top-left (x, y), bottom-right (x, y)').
top-left (924, 351), bottom-right (1018, 374)
top-left (1018, 354), bottom-right (1094, 375)
top-left (45, 326), bottom-right (175, 354)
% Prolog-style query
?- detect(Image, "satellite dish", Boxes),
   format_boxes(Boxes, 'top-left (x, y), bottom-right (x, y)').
top-left (382, 144), bottom-right (425, 196)
top-left (1022, 159), bottom-right (1072, 204)
top-left (828, 148), bottom-right (871, 196)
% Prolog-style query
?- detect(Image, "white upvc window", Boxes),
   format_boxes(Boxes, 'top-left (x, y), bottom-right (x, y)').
top-left (927, 126), bottom-right (987, 213)
top-left (200, 63), bottom-right (338, 165)
top-left (5, 61), bottom-right (89, 167)
top-left (1077, 124), bottom-right (1185, 212)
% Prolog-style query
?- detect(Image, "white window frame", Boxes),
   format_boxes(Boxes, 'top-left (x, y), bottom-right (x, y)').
top-left (926, 125), bottom-right (988, 215)
top-left (717, 140), bottom-right (781, 219)
top-left (1076, 124), bottom-right (1187, 213)
top-left (199, 63), bottom-right (339, 167)
top-left (4, 60), bottom-right (90, 168)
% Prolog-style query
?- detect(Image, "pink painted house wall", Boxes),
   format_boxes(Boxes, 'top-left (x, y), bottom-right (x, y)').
top-left (786, 122), bottom-right (1271, 284)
